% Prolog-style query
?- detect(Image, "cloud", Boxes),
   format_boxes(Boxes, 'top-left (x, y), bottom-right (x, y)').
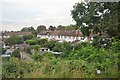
top-left (1, 0), bottom-right (80, 31)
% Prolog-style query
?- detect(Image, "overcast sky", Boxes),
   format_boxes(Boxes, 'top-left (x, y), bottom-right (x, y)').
top-left (0, 0), bottom-right (81, 31)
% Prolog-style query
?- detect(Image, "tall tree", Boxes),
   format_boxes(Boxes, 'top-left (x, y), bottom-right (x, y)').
top-left (36, 25), bottom-right (46, 33)
top-left (49, 25), bottom-right (56, 31)
top-left (7, 36), bottom-right (23, 46)
top-left (57, 25), bottom-right (65, 30)
top-left (21, 26), bottom-right (35, 32)
top-left (71, 2), bottom-right (119, 38)
top-left (21, 26), bottom-right (36, 36)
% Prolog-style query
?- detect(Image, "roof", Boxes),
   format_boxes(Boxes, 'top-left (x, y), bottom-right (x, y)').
top-left (2, 31), bottom-right (32, 36)
top-left (38, 30), bottom-right (84, 37)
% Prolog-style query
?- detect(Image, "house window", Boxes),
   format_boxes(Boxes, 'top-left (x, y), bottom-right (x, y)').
top-left (61, 36), bottom-right (64, 39)
top-left (58, 36), bottom-right (60, 38)
top-left (81, 37), bottom-right (84, 40)
top-left (64, 36), bottom-right (66, 39)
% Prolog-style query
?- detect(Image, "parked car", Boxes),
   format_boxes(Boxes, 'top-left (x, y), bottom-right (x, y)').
top-left (53, 52), bottom-right (62, 57)
top-left (1, 52), bottom-right (11, 57)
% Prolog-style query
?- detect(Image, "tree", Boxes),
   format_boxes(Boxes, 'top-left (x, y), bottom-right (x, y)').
top-left (71, 2), bottom-right (119, 38)
top-left (37, 38), bottom-right (48, 47)
top-left (22, 34), bottom-right (35, 41)
top-left (65, 25), bottom-right (79, 30)
top-left (32, 53), bottom-right (43, 62)
top-left (36, 25), bottom-right (46, 33)
top-left (7, 36), bottom-right (23, 46)
top-left (21, 27), bottom-right (36, 36)
top-left (57, 25), bottom-right (65, 30)
top-left (49, 25), bottom-right (56, 31)
top-left (21, 26), bottom-right (35, 32)
top-left (53, 42), bottom-right (63, 52)
top-left (44, 40), bottom-right (56, 50)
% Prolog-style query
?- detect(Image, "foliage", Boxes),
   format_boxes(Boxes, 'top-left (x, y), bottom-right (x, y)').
top-left (71, 2), bottom-right (119, 38)
top-left (21, 26), bottom-right (35, 32)
top-left (2, 40), bottom-right (119, 78)
top-left (2, 58), bottom-right (40, 78)
top-left (53, 42), bottom-right (64, 52)
top-left (11, 49), bottom-right (21, 58)
top-left (57, 25), bottom-right (79, 30)
top-left (26, 39), bottom-right (37, 45)
top-left (37, 38), bottom-right (48, 47)
top-left (37, 25), bottom-right (46, 33)
top-left (49, 25), bottom-right (56, 31)
top-left (32, 53), bottom-right (43, 62)
top-left (7, 36), bottom-right (23, 46)
top-left (44, 40), bottom-right (56, 50)
top-left (34, 44), bottom-right (40, 51)
top-left (22, 34), bottom-right (35, 41)
top-left (21, 26), bottom-right (36, 36)
top-left (92, 36), bottom-right (111, 48)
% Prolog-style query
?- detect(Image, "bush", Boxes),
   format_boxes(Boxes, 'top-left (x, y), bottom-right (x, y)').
top-left (2, 58), bottom-right (40, 78)
top-left (26, 39), bottom-right (37, 45)
top-left (22, 34), bottom-right (35, 41)
top-left (7, 36), bottom-right (23, 46)
top-left (37, 38), bottom-right (48, 47)
top-left (2, 39), bottom-right (119, 78)
top-left (44, 41), bottom-right (56, 50)
top-left (11, 49), bottom-right (21, 58)
top-left (32, 53), bottom-right (43, 62)
top-left (34, 44), bottom-right (40, 51)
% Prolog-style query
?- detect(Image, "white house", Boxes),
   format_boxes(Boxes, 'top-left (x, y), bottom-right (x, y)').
top-left (37, 30), bottom-right (89, 42)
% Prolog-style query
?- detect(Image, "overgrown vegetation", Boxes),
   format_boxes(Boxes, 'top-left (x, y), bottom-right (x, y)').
top-left (11, 49), bottom-right (21, 58)
top-left (2, 39), bottom-right (120, 78)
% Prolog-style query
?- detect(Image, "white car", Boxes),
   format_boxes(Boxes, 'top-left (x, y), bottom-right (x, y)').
top-left (1, 55), bottom-right (11, 57)
top-left (1, 52), bottom-right (11, 57)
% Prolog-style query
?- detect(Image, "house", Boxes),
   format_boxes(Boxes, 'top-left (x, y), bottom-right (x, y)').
top-left (40, 48), bottom-right (50, 52)
top-left (37, 30), bottom-right (88, 42)
top-left (2, 31), bottom-right (32, 38)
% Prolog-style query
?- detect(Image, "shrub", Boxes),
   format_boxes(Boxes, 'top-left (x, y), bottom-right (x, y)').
top-left (34, 44), bottom-right (40, 51)
top-left (37, 38), bottom-right (48, 47)
top-left (32, 53), bottom-right (43, 62)
top-left (2, 58), bottom-right (40, 78)
top-left (11, 49), bottom-right (21, 58)
top-left (22, 34), bottom-right (35, 41)
top-left (44, 41), bottom-right (56, 50)
top-left (26, 39), bottom-right (37, 45)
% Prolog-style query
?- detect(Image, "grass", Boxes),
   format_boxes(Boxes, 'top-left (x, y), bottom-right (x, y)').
top-left (0, 57), bottom-right (2, 79)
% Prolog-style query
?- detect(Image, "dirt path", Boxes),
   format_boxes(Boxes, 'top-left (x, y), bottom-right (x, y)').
top-left (21, 52), bottom-right (33, 61)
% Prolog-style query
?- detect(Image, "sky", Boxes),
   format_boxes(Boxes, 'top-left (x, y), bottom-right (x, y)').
top-left (0, 0), bottom-right (81, 31)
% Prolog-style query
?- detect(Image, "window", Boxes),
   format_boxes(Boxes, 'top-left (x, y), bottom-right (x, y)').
top-left (58, 36), bottom-right (60, 38)
top-left (81, 37), bottom-right (84, 40)
top-left (69, 36), bottom-right (71, 39)
top-left (64, 36), bottom-right (66, 39)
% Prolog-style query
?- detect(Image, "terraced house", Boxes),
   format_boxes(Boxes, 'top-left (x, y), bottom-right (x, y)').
top-left (37, 30), bottom-right (89, 42)
top-left (2, 31), bottom-right (32, 38)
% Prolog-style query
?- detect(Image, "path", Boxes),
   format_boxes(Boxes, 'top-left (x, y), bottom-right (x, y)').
top-left (21, 52), bottom-right (33, 61)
